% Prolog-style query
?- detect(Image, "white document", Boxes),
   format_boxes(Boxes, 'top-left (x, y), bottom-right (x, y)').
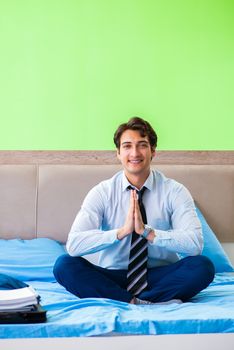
top-left (0, 286), bottom-right (38, 310)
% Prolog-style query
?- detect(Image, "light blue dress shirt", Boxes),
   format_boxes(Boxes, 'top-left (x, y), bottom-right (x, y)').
top-left (66, 170), bottom-right (203, 269)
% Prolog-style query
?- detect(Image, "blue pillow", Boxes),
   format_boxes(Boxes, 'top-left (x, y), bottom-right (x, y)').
top-left (196, 206), bottom-right (234, 273)
top-left (0, 238), bottom-right (66, 282)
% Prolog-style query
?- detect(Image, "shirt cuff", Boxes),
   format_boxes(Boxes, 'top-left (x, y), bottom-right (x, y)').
top-left (149, 229), bottom-right (172, 246)
top-left (102, 229), bottom-right (120, 244)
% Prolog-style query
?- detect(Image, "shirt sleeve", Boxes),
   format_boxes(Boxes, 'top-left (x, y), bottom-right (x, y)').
top-left (150, 184), bottom-right (203, 256)
top-left (66, 185), bottom-right (119, 257)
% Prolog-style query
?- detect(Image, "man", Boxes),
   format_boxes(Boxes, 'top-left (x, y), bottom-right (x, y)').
top-left (54, 117), bottom-right (215, 305)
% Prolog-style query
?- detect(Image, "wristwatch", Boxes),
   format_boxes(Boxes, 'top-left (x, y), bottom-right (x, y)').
top-left (141, 224), bottom-right (154, 238)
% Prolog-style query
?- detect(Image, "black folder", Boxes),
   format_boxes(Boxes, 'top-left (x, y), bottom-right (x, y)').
top-left (0, 273), bottom-right (47, 323)
top-left (0, 303), bottom-right (47, 324)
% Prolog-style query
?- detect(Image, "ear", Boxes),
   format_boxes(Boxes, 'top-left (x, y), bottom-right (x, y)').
top-left (116, 148), bottom-right (121, 161)
top-left (151, 148), bottom-right (156, 161)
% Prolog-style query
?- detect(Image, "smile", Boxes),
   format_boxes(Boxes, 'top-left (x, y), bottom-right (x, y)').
top-left (129, 160), bottom-right (143, 164)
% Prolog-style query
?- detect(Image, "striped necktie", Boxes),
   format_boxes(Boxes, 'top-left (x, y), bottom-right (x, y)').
top-left (127, 186), bottom-right (148, 296)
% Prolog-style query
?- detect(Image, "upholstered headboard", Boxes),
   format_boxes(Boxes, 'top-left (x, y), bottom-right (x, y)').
top-left (0, 151), bottom-right (233, 247)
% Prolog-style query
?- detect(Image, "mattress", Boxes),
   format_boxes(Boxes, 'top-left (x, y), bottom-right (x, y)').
top-left (0, 273), bottom-right (233, 338)
top-left (0, 238), bottom-right (233, 338)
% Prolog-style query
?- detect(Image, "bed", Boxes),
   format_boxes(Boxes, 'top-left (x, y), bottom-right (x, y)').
top-left (0, 151), bottom-right (233, 349)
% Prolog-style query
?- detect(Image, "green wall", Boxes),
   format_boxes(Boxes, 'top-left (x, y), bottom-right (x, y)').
top-left (0, 0), bottom-right (233, 150)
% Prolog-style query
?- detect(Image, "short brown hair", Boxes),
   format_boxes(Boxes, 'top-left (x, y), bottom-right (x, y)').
top-left (113, 117), bottom-right (157, 150)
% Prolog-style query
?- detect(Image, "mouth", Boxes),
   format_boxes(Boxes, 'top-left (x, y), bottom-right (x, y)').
top-left (128, 159), bottom-right (143, 164)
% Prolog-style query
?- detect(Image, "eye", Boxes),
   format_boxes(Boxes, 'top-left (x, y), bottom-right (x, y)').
top-left (122, 144), bottom-right (131, 149)
top-left (139, 143), bottom-right (148, 148)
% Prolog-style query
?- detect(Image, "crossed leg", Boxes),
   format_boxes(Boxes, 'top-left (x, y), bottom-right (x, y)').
top-left (53, 254), bottom-right (215, 303)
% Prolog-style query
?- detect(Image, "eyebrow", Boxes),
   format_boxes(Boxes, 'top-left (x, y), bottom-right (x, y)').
top-left (121, 140), bottom-right (150, 146)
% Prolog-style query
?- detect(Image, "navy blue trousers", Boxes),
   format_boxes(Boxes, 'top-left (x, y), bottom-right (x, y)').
top-left (53, 254), bottom-right (215, 303)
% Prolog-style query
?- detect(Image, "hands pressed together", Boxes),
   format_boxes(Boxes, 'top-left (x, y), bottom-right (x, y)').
top-left (117, 190), bottom-right (155, 241)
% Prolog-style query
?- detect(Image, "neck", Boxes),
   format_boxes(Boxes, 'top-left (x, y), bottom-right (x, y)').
top-left (125, 171), bottom-right (150, 190)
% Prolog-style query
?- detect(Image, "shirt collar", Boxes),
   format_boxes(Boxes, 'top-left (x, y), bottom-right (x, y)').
top-left (121, 170), bottom-right (154, 192)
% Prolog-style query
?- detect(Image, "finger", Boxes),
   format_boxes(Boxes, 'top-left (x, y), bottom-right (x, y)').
top-left (133, 190), bottom-right (139, 209)
top-left (133, 190), bottom-right (139, 207)
top-left (135, 199), bottom-right (142, 220)
top-left (133, 193), bottom-right (141, 219)
top-left (134, 193), bottom-right (144, 232)
top-left (130, 190), bottom-right (135, 210)
top-left (127, 190), bottom-right (134, 220)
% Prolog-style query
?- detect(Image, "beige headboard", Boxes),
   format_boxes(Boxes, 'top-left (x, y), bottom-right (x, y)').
top-left (0, 151), bottom-right (233, 244)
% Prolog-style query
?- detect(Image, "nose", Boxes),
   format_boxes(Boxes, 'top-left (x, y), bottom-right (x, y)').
top-left (131, 145), bottom-right (140, 157)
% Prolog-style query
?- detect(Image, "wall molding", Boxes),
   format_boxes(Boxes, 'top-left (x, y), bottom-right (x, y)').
top-left (0, 150), bottom-right (233, 165)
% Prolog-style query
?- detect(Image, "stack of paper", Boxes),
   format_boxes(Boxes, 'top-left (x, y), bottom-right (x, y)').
top-left (0, 286), bottom-right (39, 311)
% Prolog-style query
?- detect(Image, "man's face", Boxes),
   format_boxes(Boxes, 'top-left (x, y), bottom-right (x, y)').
top-left (117, 129), bottom-right (155, 178)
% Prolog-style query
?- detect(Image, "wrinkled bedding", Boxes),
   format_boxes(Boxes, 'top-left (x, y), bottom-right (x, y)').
top-left (0, 273), bottom-right (234, 338)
